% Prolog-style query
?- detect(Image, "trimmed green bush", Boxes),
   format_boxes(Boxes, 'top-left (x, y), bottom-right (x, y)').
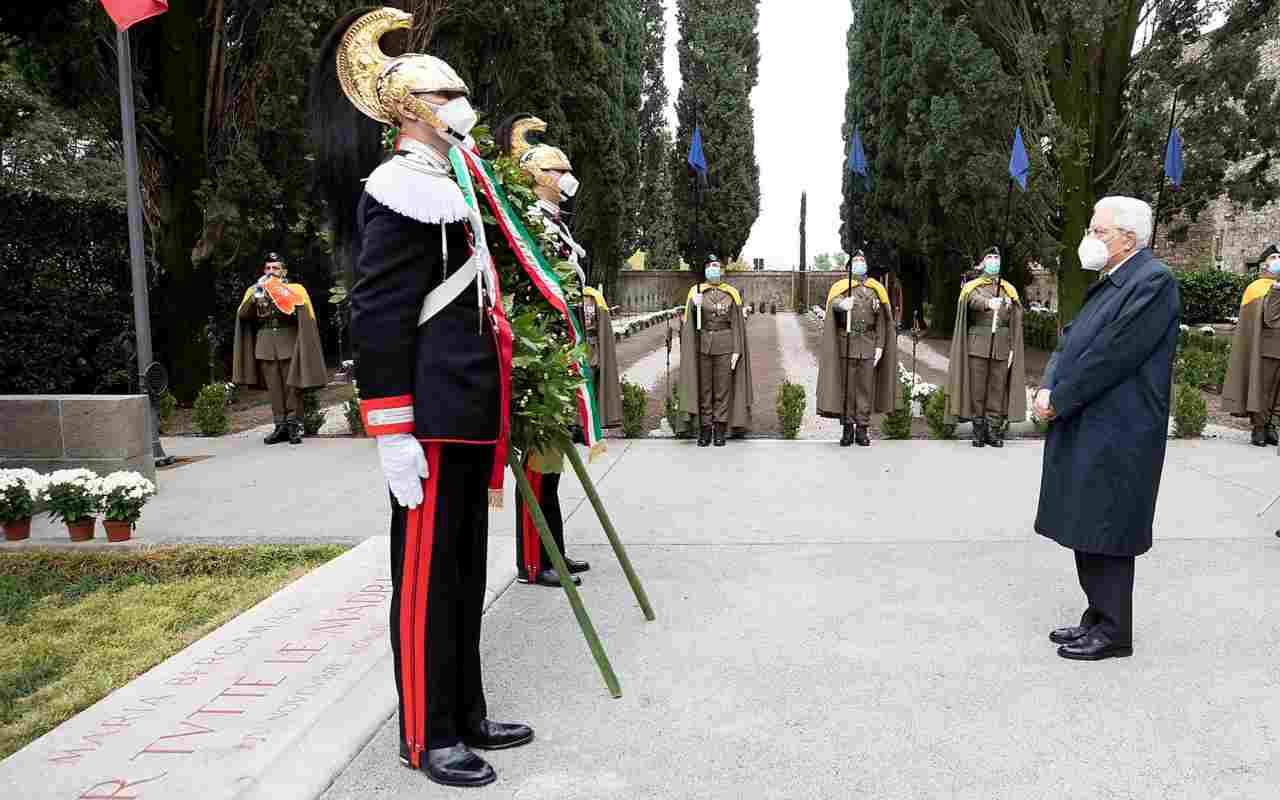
top-left (1024, 310), bottom-right (1059, 351)
top-left (302, 389), bottom-right (325, 435)
top-left (1171, 382), bottom-right (1208, 438)
top-left (193, 384), bottom-right (230, 437)
top-left (924, 389), bottom-right (956, 439)
top-left (1174, 269), bottom-right (1250, 325)
top-left (776, 381), bottom-right (806, 440)
top-left (1174, 331), bottom-right (1231, 392)
top-left (880, 383), bottom-right (913, 439)
top-left (156, 392), bottom-right (178, 434)
top-left (621, 380), bottom-right (648, 438)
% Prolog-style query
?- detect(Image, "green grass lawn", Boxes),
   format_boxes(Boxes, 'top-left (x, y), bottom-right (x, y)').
top-left (0, 545), bottom-right (349, 759)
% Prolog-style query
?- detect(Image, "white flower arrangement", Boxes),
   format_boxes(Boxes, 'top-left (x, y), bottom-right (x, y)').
top-left (897, 362), bottom-right (937, 400)
top-left (94, 471), bottom-right (156, 525)
top-left (39, 468), bottom-right (101, 524)
top-left (0, 468), bottom-right (46, 523)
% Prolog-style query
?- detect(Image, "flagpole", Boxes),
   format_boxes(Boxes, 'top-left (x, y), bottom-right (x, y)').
top-left (691, 102), bottom-right (704, 437)
top-left (1151, 86), bottom-right (1180, 254)
top-left (117, 27), bottom-right (166, 465)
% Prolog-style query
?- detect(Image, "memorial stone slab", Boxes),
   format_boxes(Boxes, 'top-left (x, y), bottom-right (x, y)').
top-left (0, 537), bottom-right (399, 800)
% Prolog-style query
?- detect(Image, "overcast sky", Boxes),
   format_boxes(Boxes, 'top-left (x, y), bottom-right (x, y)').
top-left (663, 0), bottom-right (855, 269)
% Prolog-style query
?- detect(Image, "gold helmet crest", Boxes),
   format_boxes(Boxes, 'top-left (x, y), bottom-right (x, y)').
top-left (335, 7), bottom-right (469, 125)
top-left (509, 117), bottom-right (573, 189)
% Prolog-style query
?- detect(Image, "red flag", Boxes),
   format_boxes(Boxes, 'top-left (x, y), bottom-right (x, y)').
top-left (99, 0), bottom-right (169, 31)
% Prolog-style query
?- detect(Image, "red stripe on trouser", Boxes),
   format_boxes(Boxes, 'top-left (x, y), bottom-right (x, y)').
top-left (400, 443), bottom-right (441, 768)
top-left (521, 467), bottom-right (543, 578)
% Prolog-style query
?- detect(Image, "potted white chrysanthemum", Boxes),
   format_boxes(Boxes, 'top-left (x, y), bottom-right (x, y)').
top-left (0, 469), bottom-right (45, 542)
top-left (40, 468), bottom-right (101, 541)
top-left (95, 471), bottom-right (157, 543)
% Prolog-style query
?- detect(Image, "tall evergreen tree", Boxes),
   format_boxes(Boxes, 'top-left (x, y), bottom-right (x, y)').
top-left (673, 0), bottom-right (761, 272)
top-left (636, 0), bottom-right (680, 270)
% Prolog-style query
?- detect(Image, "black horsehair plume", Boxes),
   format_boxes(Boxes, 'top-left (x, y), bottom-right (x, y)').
top-left (307, 7), bottom-right (388, 279)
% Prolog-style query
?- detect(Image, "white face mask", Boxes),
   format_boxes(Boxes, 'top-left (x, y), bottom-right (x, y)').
top-left (1078, 236), bottom-right (1110, 272)
top-left (983, 257), bottom-right (1001, 275)
top-left (1267, 256), bottom-right (1280, 276)
top-left (558, 173), bottom-right (580, 201)
top-left (430, 97), bottom-right (478, 141)
top-left (705, 266), bottom-right (722, 283)
top-left (851, 260), bottom-right (867, 277)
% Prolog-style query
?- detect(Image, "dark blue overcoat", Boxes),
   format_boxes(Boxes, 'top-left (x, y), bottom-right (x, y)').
top-left (1035, 249), bottom-right (1181, 557)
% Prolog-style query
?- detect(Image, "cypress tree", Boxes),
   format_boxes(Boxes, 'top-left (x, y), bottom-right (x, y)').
top-left (673, 0), bottom-right (762, 272)
top-left (636, 0), bottom-right (681, 270)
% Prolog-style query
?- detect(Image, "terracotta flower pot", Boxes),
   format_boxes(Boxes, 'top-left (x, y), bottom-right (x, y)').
top-left (3, 518), bottom-right (31, 542)
top-left (66, 519), bottom-right (96, 542)
top-left (103, 520), bottom-right (133, 543)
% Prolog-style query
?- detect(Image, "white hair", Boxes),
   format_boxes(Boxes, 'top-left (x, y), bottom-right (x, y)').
top-left (1094, 196), bottom-right (1153, 249)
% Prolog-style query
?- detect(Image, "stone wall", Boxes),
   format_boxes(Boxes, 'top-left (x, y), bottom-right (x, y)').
top-left (616, 270), bottom-right (849, 313)
top-left (0, 395), bottom-right (156, 482)
top-left (1159, 38), bottom-right (1280, 275)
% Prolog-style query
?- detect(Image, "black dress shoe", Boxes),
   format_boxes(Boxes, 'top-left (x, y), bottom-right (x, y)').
top-left (697, 425), bottom-right (712, 447)
top-left (972, 420), bottom-right (987, 448)
top-left (988, 423), bottom-right (1004, 448)
top-left (855, 425), bottom-right (871, 447)
top-left (422, 743), bottom-right (496, 787)
top-left (839, 423), bottom-right (855, 447)
top-left (1057, 633), bottom-right (1133, 661)
top-left (1049, 624), bottom-right (1092, 645)
top-left (288, 420), bottom-right (303, 445)
top-left (713, 422), bottom-right (727, 447)
top-left (1252, 428), bottom-right (1267, 447)
top-left (519, 567), bottom-right (579, 587)
top-left (264, 424), bottom-right (289, 445)
top-left (564, 557), bottom-right (590, 574)
top-left (463, 720), bottom-right (535, 751)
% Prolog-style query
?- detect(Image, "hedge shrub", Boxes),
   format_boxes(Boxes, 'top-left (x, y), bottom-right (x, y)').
top-left (193, 384), bottom-right (230, 436)
top-left (775, 381), bottom-right (805, 440)
top-left (1024, 310), bottom-right (1059, 352)
top-left (621, 380), bottom-right (648, 438)
top-left (880, 383), bottom-right (913, 439)
top-left (1171, 383), bottom-right (1208, 438)
top-left (1174, 269), bottom-right (1251, 325)
top-left (924, 389), bottom-right (956, 439)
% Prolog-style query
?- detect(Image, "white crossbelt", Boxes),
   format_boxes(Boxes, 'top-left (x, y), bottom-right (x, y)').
top-left (418, 252), bottom-right (480, 326)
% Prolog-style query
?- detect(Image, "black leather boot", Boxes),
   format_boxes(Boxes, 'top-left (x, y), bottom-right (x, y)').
top-left (839, 423), bottom-right (855, 447)
top-left (1252, 427), bottom-right (1268, 447)
top-left (264, 421), bottom-right (289, 445)
top-left (855, 424), bottom-right (871, 447)
top-left (697, 425), bottom-right (713, 447)
top-left (988, 421), bottom-right (1004, 448)
top-left (421, 744), bottom-right (496, 787)
top-left (564, 557), bottom-right (590, 574)
top-left (287, 417), bottom-right (303, 445)
top-left (971, 419), bottom-right (987, 448)
top-left (713, 422), bottom-right (727, 447)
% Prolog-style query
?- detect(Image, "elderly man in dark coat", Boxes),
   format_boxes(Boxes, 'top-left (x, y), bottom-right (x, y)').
top-left (1033, 196), bottom-right (1181, 662)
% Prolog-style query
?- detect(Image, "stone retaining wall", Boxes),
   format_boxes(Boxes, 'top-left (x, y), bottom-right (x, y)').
top-left (617, 271), bottom-right (849, 313)
top-left (0, 395), bottom-right (155, 482)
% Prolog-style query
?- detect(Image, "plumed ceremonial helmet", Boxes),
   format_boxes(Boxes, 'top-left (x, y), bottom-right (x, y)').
top-left (336, 7), bottom-right (469, 125)
top-left (507, 117), bottom-right (573, 189)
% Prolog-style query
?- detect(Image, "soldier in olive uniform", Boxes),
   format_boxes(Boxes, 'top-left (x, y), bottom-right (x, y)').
top-left (678, 255), bottom-right (751, 447)
top-left (232, 253), bottom-right (328, 445)
top-left (946, 247), bottom-right (1027, 447)
top-left (1223, 243), bottom-right (1280, 446)
top-left (816, 251), bottom-right (899, 446)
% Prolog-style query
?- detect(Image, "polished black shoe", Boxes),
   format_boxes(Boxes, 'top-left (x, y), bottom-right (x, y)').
top-left (1057, 633), bottom-right (1133, 661)
top-left (971, 420), bottom-right (987, 448)
top-left (988, 422), bottom-right (1004, 448)
top-left (1268, 427), bottom-right (1279, 446)
top-left (1049, 624), bottom-right (1093, 645)
top-left (1252, 428), bottom-right (1268, 447)
top-left (697, 425), bottom-right (713, 447)
top-left (713, 422), bottom-right (727, 447)
top-left (855, 425), bottom-right (871, 447)
top-left (463, 720), bottom-right (535, 751)
top-left (564, 557), bottom-right (590, 574)
top-left (418, 743), bottom-right (496, 787)
top-left (264, 424), bottom-right (289, 445)
top-left (519, 567), bottom-right (579, 587)
top-left (839, 423), bottom-right (855, 447)
top-left (287, 420), bottom-right (303, 445)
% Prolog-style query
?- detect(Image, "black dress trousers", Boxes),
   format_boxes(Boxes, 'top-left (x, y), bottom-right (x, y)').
top-left (1074, 550), bottom-right (1136, 645)
top-left (514, 466), bottom-right (565, 579)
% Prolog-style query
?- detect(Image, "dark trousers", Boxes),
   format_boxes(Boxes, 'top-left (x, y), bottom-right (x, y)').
top-left (389, 442), bottom-right (493, 764)
top-left (515, 468), bottom-right (565, 578)
top-left (1074, 551), bottom-right (1135, 644)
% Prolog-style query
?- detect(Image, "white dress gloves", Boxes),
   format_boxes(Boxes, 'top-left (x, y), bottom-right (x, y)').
top-left (377, 433), bottom-right (428, 509)
top-left (874, 347), bottom-right (883, 367)
top-left (731, 353), bottom-right (740, 371)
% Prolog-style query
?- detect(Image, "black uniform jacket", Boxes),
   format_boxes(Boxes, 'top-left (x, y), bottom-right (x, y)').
top-left (351, 193), bottom-right (500, 442)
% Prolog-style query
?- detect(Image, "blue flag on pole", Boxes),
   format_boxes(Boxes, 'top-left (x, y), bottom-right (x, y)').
top-left (847, 128), bottom-right (869, 190)
top-left (1165, 128), bottom-right (1184, 188)
top-left (1008, 126), bottom-right (1030, 192)
top-left (687, 126), bottom-right (707, 182)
